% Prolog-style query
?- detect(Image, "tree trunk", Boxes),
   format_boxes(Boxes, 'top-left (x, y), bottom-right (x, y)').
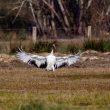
top-left (57, 0), bottom-right (70, 29)
top-left (78, 0), bottom-right (84, 35)
top-left (51, 0), bottom-right (57, 38)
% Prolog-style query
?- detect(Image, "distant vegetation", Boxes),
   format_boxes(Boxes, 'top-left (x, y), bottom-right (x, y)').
top-left (83, 38), bottom-right (110, 52)
top-left (0, 38), bottom-right (110, 54)
top-left (0, 0), bottom-right (110, 38)
top-left (0, 0), bottom-right (110, 52)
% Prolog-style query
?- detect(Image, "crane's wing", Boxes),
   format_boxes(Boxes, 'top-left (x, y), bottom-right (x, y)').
top-left (66, 55), bottom-right (80, 66)
top-left (16, 49), bottom-right (47, 68)
top-left (55, 54), bottom-right (80, 68)
top-left (55, 57), bottom-right (67, 68)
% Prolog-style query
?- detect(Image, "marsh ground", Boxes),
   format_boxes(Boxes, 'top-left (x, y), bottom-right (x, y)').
top-left (0, 50), bottom-right (110, 110)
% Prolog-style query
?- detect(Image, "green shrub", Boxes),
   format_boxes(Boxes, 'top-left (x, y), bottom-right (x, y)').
top-left (57, 43), bottom-right (80, 54)
top-left (17, 29), bottom-right (27, 40)
top-left (103, 40), bottom-right (110, 52)
top-left (2, 38), bottom-right (110, 54)
top-left (83, 39), bottom-right (110, 52)
top-left (32, 41), bottom-right (58, 53)
top-left (67, 44), bottom-right (80, 53)
top-left (57, 44), bottom-right (68, 53)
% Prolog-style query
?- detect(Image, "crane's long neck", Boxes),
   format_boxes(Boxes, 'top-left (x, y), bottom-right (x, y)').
top-left (50, 44), bottom-right (56, 55)
top-left (50, 49), bottom-right (53, 55)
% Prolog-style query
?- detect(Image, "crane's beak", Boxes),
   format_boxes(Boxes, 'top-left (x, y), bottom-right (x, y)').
top-left (53, 44), bottom-right (56, 50)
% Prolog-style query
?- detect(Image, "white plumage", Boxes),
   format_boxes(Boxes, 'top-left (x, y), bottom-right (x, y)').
top-left (16, 48), bottom-right (80, 71)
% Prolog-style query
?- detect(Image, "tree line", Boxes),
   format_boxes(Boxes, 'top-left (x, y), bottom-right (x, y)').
top-left (0, 0), bottom-right (110, 38)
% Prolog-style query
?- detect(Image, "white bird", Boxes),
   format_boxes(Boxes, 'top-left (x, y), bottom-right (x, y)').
top-left (16, 48), bottom-right (80, 71)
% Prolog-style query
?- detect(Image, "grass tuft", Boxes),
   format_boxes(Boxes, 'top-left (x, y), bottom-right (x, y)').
top-left (83, 38), bottom-right (110, 52)
top-left (1, 38), bottom-right (110, 54)
top-left (32, 41), bottom-right (54, 53)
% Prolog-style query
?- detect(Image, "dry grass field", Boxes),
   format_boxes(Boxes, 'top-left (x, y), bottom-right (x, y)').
top-left (0, 50), bottom-right (110, 110)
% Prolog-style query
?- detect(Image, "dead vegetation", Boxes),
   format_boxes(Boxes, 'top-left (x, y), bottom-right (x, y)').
top-left (0, 50), bottom-right (110, 110)
top-left (0, 50), bottom-right (110, 67)
top-left (0, 50), bottom-right (110, 93)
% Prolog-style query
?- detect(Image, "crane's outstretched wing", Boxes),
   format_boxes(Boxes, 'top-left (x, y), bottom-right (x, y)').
top-left (66, 55), bottom-right (80, 66)
top-left (16, 49), bottom-right (47, 68)
top-left (55, 56), bottom-right (67, 68)
top-left (55, 54), bottom-right (80, 68)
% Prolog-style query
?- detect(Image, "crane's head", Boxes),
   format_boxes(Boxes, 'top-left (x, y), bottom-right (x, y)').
top-left (52, 44), bottom-right (56, 50)
top-left (50, 44), bottom-right (56, 54)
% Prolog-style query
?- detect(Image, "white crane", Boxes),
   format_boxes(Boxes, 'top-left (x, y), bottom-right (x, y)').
top-left (16, 48), bottom-right (80, 71)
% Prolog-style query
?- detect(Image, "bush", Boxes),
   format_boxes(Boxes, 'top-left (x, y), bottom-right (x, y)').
top-left (57, 44), bottom-right (68, 53)
top-left (67, 44), bottom-right (80, 53)
top-left (17, 29), bottom-right (27, 40)
top-left (83, 38), bottom-right (110, 52)
top-left (32, 41), bottom-right (58, 53)
top-left (2, 38), bottom-right (110, 54)
top-left (103, 40), bottom-right (110, 52)
top-left (57, 42), bottom-right (81, 54)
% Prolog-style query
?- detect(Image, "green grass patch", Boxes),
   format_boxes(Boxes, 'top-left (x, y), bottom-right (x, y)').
top-left (0, 91), bottom-right (110, 110)
top-left (83, 39), bottom-right (110, 52)
top-left (1, 38), bottom-right (110, 54)
top-left (32, 41), bottom-right (57, 53)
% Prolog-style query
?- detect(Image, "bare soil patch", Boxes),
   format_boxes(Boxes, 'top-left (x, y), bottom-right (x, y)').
top-left (0, 50), bottom-right (110, 68)
top-left (0, 51), bottom-right (110, 110)
top-left (0, 50), bottom-right (109, 93)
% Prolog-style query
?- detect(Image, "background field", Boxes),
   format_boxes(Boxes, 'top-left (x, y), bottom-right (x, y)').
top-left (0, 50), bottom-right (110, 110)
top-left (0, 0), bottom-right (110, 109)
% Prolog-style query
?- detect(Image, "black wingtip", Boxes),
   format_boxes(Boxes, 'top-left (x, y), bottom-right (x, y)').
top-left (17, 46), bottom-right (24, 52)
